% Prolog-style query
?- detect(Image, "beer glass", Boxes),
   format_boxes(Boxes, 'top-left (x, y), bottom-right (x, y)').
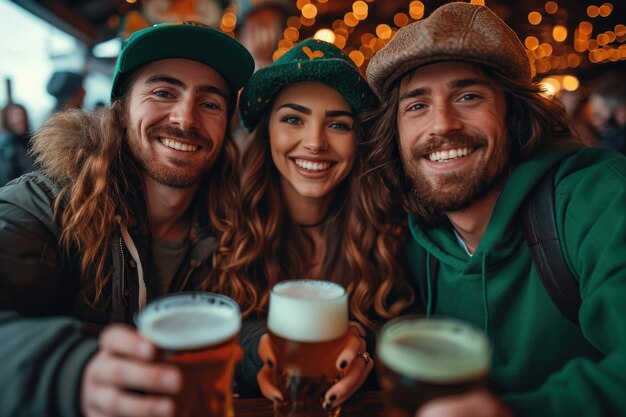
top-left (135, 292), bottom-right (243, 417)
top-left (377, 315), bottom-right (491, 417)
top-left (268, 280), bottom-right (349, 417)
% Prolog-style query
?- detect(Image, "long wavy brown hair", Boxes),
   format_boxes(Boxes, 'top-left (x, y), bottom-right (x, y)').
top-left (30, 96), bottom-right (241, 309)
top-left (214, 110), bottom-right (414, 328)
top-left (362, 65), bottom-right (576, 223)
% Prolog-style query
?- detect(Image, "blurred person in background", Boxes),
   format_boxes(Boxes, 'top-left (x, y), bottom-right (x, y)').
top-left (232, 0), bottom-right (293, 150)
top-left (0, 102), bottom-right (35, 185)
top-left (46, 70), bottom-right (86, 113)
top-left (589, 70), bottom-right (626, 154)
top-left (235, 0), bottom-right (293, 71)
top-left (557, 88), bottom-right (600, 148)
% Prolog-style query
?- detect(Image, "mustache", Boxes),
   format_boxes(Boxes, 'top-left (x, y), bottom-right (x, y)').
top-left (410, 134), bottom-right (488, 159)
top-left (147, 125), bottom-right (210, 146)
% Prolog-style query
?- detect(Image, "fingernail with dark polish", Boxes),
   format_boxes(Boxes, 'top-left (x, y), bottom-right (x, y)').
top-left (339, 360), bottom-right (347, 369)
top-left (324, 402), bottom-right (333, 411)
top-left (329, 394), bottom-right (337, 402)
top-left (273, 396), bottom-right (283, 404)
top-left (267, 359), bottom-right (274, 368)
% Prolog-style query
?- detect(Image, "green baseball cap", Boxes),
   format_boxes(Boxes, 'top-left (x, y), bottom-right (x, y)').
top-left (110, 20), bottom-right (254, 102)
top-left (239, 38), bottom-right (378, 132)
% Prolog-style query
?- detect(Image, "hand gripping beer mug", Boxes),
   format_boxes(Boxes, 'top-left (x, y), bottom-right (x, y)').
top-left (268, 280), bottom-right (349, 417)
top-left (377, 316), bottom-right (491, 417)
top-left (135, 292), bottom-right (243, 417)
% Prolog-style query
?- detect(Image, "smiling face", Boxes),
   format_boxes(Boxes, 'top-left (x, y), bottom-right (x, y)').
top-left (124, 58), bottom-right (229, 188)
top-left (268, 81), bottom-right (357, 203)
top-left (397, 61), bottom-right (510, 213)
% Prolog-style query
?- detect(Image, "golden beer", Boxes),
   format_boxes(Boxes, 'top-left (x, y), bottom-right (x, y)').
top-left (268, 280), bottom-right (349, 417)
top-left (377, 316), bottom-right (490, 417)
top-left (136, 292), bottom-right (243, 417)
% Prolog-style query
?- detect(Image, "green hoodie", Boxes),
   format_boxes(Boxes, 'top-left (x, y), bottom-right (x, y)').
top-left (405, 142), bottom-right (626, 417)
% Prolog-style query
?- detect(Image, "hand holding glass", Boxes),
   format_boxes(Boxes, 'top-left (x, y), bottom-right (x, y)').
top-left (377, 316), bottom-right (491, 417)
top-left (135, 292), bottom-right (243, 417)
top-left (268, 280), bottom-right (349, 417)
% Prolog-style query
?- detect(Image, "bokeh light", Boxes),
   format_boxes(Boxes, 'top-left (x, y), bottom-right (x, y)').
top-left (545, 1), bottom-right (558, 14)
top-left (528, 11), bottom-right (542, 25)
top-left (562, 75), bottom-right (580, 91)
top-left (553, 25), bottom-right (568, 42)
top-left (314, 29), bottom-right (335, 43)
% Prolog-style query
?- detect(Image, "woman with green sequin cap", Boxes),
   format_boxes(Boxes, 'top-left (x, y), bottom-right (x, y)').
top-left (214, 38), bottom-right (416, 410)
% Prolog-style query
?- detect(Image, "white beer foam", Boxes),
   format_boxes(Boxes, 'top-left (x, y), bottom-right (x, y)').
top-left (378, 318), bottom-right (490, 383)
top-left (268, 280), bottom-right (348, 342)
top-left (137, 295), bottom-right (241, 350)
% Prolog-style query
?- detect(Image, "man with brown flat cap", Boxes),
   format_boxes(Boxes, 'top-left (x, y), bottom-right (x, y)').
top-left (366, 2), bottom-right (626, 417)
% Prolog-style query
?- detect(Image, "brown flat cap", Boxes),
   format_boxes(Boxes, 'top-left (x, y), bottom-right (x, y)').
top-left (367, 2), bottom-right (531, 99)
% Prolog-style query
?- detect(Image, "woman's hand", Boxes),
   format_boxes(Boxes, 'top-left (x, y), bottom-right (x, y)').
top-left (322, 322), bottom-right (374, 410)
top-left (255, 333), bottom-right (282, 403)
top-left (256, 322), bottom-right (374, 410)
top-left (80, 323), bottom-right (182, 417)
top-left (416, 389), bottom-right (513, 417)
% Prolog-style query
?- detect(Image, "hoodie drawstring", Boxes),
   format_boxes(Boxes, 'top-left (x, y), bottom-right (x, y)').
top-left (426, 251), bottom-right (433, 318)
top-left (481, 253), bottom-right (489, 334)
top-left (116, 215), bottom-right (146, 309)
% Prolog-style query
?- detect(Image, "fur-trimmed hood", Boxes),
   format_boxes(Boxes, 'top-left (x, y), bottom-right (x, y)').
top-left (31, 108), bottom-right (120, 183)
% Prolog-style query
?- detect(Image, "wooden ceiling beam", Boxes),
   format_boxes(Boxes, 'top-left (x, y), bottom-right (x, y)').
top-left (10, 0), bottom-right (101, 44)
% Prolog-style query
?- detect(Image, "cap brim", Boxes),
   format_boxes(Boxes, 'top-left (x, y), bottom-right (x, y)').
top-left (111, 24), bottom-right (254, 100)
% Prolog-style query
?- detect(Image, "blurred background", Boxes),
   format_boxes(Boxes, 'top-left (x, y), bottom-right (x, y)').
top-left (1, 0), bottom-right (625, 129)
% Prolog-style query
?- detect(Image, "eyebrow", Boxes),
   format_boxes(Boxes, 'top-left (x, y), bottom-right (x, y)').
top-left (145, 75), bottom-right (228, 101)
top-left (276, 104), bottom-right (354, 118)
top-left (399, 87), bottom-right (429, 101)
top-left (277, 103), bottom-right (311, 115)
top-left (399, 77), bottom-right (491, 101)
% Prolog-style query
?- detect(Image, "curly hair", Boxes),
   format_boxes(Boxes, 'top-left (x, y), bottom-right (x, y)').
top-left (31, 96), bottom-right (241, 309)
top-left (215, 111), bottom-right (414, 328)
top-left (362, 65), bottom-right (576, 222)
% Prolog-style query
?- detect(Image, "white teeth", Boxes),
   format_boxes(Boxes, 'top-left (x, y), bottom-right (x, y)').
top-left (294, 158), bottom-right (331, 171)
top-left (160, 138), bottom-right (198, 152)
top-left (428, 147), bottom-right (471, 162)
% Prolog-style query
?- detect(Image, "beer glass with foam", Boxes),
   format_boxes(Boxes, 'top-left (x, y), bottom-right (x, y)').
top-left (268, 280), bottom-right (349, 417)
top-left (377, 316), bottom-right (491, 417)
top-left (135, 292), bottom-right (243, 417)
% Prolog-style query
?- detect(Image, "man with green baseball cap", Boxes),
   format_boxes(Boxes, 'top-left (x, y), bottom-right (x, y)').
top-left (111, 20), bottom-right (253, 111)
top-left (366, 2), bottom-right (626, 417)
top-left (0, 21), bottom-right (254, 417)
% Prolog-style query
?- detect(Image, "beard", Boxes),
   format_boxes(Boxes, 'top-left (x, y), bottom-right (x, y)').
top-left (401, 132), bottom-right (510, 214)
top-left (127, 125), bottom-right (215, 188)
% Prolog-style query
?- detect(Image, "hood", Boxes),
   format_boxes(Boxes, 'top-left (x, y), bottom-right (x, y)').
top-left (409, 141), bottom-right (583, 272)
top-left (30, 110), bottom-right (113, 184)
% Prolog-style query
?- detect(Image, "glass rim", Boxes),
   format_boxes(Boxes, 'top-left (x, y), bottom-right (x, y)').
top-left (377, 314), bottom-right (491, 358)
top-left (377, 315), bottom-right (491, 382)
top-left (270, 279), bottom-right (347, 302)
top-left (135, 291), bottom-right (241, 327)
top-left (135, 291), bottom-right (242, 350)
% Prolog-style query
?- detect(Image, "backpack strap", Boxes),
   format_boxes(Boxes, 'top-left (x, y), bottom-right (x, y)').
top-left (522, 164), bottom-right (581, 324)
